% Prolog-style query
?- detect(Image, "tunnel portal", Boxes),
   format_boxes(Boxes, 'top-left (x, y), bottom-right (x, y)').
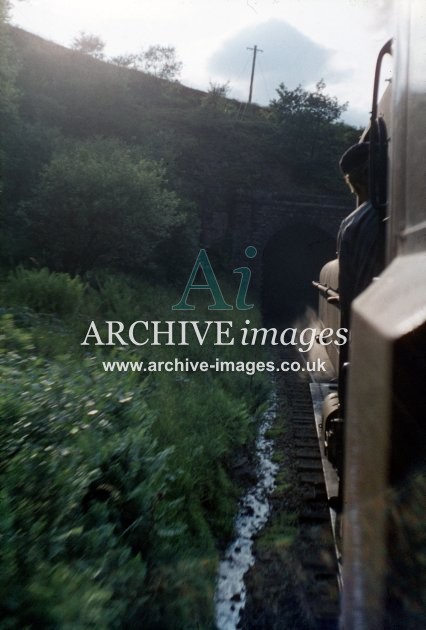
top-left (261, 222), bottom-right (337, 322)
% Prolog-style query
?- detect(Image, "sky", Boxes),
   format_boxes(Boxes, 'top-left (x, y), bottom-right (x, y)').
top-left (10, 0), bottom-right (394, 126)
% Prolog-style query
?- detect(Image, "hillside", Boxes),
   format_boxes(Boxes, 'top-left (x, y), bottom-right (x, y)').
top-left (9, 27), bottom-right (290, 204)
top-left (9, 26), bottom-right (206, 137)
top-left (2, 25), bottom-right (357, 276)
top-left (9, 26), bottom-right (356, 197)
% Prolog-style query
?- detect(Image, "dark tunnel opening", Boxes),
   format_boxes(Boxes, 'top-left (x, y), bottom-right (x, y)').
top-left (262, 222), bottom-right (337, 323)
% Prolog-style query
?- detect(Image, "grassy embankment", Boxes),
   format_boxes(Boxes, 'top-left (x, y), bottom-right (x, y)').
top-left (0, 267), bottom-right (270, 628)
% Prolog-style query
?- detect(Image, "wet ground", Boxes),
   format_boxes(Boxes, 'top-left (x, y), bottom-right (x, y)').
top-left (241, 369), bottom-right (339, 630)
top-left (215, 343), bottom-right (340, 629)
top-left (215, 399), bottom-right (278, 629)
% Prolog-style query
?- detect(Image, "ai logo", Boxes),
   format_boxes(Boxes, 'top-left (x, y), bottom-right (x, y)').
top-left (172, 246), bottom-right (257, 311)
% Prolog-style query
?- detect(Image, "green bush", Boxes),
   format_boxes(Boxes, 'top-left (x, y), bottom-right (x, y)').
top-left (0, 278), bottom-right (271, 627)
top-left (24, 137), bottom-right (189, 274)
top-left (2, 266), bottom-right (85, 316)
top-left (0, 347), bottom-right (186, 627)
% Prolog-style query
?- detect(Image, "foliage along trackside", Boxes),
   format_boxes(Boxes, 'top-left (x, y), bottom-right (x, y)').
top-left (0, 269), bottom-right (270, 628)
top-left (0, 3), bottom-right (359, 625)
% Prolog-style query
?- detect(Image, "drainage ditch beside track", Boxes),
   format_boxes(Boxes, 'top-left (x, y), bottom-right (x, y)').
top-left (216, 348), bottom-right (340, 629)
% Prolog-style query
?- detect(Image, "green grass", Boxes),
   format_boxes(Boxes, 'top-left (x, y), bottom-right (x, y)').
top-left (0, 269), bottom-right (270, 628)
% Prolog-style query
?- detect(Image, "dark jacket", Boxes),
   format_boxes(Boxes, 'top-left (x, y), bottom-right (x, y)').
top-left (337, 200), bottom-right (386, 329)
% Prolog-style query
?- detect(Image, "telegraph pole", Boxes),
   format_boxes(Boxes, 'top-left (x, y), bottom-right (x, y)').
top-left (247, 44), bottom-right (263, 104)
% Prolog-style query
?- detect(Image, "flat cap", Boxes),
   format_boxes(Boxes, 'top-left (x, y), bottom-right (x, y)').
top-left (339, 142), bottom-right (369, 175)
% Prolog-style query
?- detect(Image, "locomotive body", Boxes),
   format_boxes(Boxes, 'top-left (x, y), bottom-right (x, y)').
top-left (315, 1), bottom-right (426, 627)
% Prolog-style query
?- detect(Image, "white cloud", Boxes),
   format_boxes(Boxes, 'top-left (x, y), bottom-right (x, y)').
top-left (207, 19), bottom-right (349, 104)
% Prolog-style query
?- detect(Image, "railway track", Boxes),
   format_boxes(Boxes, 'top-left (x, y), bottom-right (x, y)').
top-left (240, 349), bottom-right (340, 629)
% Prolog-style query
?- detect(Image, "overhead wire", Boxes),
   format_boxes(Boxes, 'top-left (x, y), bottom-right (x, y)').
top-left (257, 54), bottom-right (273, 106)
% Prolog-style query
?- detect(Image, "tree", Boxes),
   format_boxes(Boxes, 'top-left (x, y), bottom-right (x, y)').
top-left (137, 45), bottom-right (182, 81)
top-left (25, 138), bottom-right (188, 273)
top-left (110, 53), bottom-right (138, 69)
top-left (202, 81), bottom-right (229, 105)
top-left (109, 45), bottom-right (183, 81)
top-left (71, 32), bottom-right (105, 59)
top-left (268, 80), bottom-right (353, 185)
top-left (270, 79), bottom-right (347, 123)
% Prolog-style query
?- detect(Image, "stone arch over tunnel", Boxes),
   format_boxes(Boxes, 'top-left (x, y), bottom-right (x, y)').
top-left (261, 222), bottom-right (336, 322)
